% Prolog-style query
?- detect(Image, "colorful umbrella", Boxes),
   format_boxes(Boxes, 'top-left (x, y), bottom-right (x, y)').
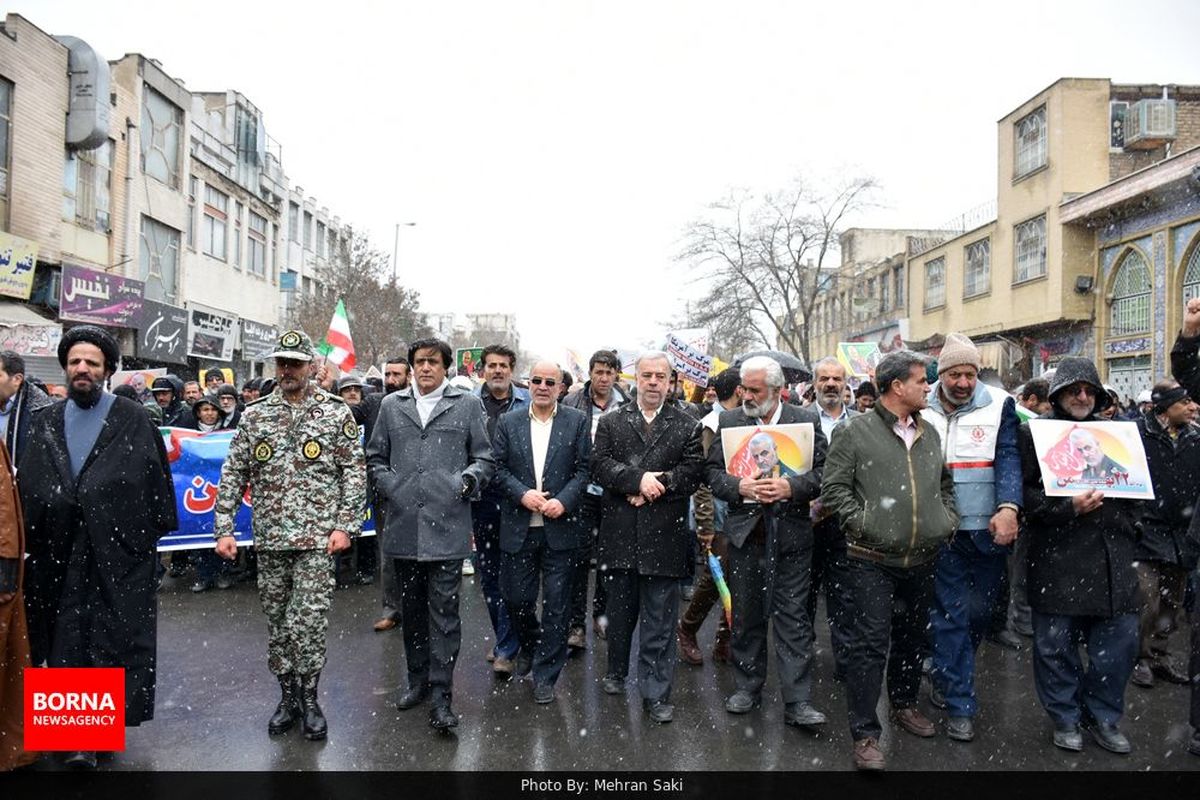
top-left (707, 546), bottom-right (733, 629)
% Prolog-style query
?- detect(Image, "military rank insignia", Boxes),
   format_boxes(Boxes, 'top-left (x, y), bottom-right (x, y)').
top-left (253, 442), bottom-right (273, 462)
top-left (302, 440), bottom-right (322, 460)
top-left (280, 331), bottom-right (302, 348)
top-left (343, 418), bottom-right (358, 439)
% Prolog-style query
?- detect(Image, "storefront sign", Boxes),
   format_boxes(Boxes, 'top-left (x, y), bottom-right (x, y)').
top-left (59, 263), bottom-right (144, 327)
top-left (186, 303), bottom-right (239, 362)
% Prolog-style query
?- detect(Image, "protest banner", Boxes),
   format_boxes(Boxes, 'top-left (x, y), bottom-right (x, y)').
top-left (1028, 419), bottom-right (1154, 500)
top-left (720, 423), bottom-right (815, 482)
top-left (156, 428), bottom-right (374, 552)
top-left (665, 331), bottom-right (712, 387)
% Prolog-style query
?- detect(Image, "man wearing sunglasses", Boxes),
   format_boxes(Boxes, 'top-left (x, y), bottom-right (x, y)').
top-left (493, 361), bottom-right (591, 704)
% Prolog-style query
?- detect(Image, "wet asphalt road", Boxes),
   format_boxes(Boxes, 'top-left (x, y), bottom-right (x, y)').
top-left (49, 564), bottom-right (1200, 772)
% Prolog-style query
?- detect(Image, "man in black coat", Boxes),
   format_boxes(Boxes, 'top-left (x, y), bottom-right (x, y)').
top-left (1168, 296), bottom-right (1200, 758)
top-left (493, 361), bottom-right (592, 703)
top-left (706, 356), bottom-right (828, 729)
top-left (590, 351), bottom-right (703, 724)
top-left (1018, 357), bottom-right (1141, 755)
top-left (20, 326), bottom-right (177, 769)
top-left (150, 374), bottom-right (195, 428)
top-left (1131, 379), bottom-right (1198, 689)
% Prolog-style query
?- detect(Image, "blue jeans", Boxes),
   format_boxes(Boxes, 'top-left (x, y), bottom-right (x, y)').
top-left (1031, 611), bottom-right (1138, 728)
top-left (472, 499), bottom-right (519, 660)
top-left (930, 531), bottom-right (1007, 718)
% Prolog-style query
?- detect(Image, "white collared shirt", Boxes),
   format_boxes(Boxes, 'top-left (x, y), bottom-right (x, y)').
top-left (528, 404), bottom-right (557, 527)
top-left (640, 402), bottom-right (664, 426)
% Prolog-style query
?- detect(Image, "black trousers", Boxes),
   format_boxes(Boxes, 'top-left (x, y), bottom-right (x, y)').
top-left (500, 528), bottom-right (581, 687)
top-left (809, 516), bottom-right (852, 678)
top-left (569, 492), bottom-right (607, 628)
top-left (395, 558), bottom-right (462, 706)
top-left (728, 532), bottom-right (816, 704)
top-left (603, 569), bottom-right (680, 703)
top-left (843, 556), bottom-right (936, 741)
top-left (1186, 571), bottom-right (1199, 731)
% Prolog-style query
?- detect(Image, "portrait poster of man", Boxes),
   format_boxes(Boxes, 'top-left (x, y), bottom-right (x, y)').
top-left (455, 347), bottom-right (483, 379)
top-left (720, 423), bottom-right (815, 482)
top-left (1028, 418), bottom-right (1154, 500)
top-left (111, 368), bottom-right (167, 403)
top-left (836, 342), bottom-right (882, 379)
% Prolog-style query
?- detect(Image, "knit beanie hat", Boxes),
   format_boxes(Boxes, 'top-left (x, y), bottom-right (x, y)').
top-left (937, 333), bottom-right (981, 374)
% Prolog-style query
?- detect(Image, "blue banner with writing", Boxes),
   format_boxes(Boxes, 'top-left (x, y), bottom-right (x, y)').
top-left (157, 427), bottom-right (373, 552)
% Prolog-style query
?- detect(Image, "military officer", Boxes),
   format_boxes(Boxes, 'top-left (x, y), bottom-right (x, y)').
top-left (213, 330), bottom-right (366, 741)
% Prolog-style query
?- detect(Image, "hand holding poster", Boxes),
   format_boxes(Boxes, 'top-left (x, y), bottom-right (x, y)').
top-left (720, 423), bottom-right (815, 480)
top-left (1028, 419), bottom-right (1154, 499)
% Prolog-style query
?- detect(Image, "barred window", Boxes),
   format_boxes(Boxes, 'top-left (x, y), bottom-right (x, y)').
top-left (924, 257), bottom-right (945, 309)
top-left (1014, 215), bottom-right (1046, 282)
top-left (964, 239), bottom-right (990, 298)
top-left (62, 141), bottom-right (113, 231)
top-left (1110, 249), bottom-right (1151, 336)
top-left (1183, 243), bottom-right (1200, 305)
top-left (1015, 106), bottom-right (1047, 178)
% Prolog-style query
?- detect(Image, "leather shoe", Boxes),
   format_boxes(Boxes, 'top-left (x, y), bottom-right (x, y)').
top-left (601, 676), bottom-right (625, 695)
top-left (929, 684), bottom-right (947, 709)
top-left (1131, 659), bottom-right (1154, 688)
top-left (1052, 725), bottom-right (1083, 752)
top-left (567, 626), bottom-right (587, 651)
top-left (783, 702), bottom-right (827, 728)
top-left (677, 624), bottom-right (703, 666)
top-left (190, 580), bottom-right (213, 593)
top-left (64, 750), bottom-right (98, 770)
top-left (644, 700), bottom-right (674, 724)
top-left (1151, 657), bottom-right (1190, 685)
top-left (373, 616), bottom-right (398, 632)
top-left (890, 707), bottom-right (936, 738)
top-left (987, 629), bottom-right (1023, 650)
top-left (724, 690), bottom-right (761, 714)
top-left (852, 738), bottom-right (885, 771)
top-left (493, 655), bottom-right (515, 678)
top-left (515, 652), bottom-right (533, 679)
top-left (533, 683), bottom-right (555, 704)
top-left (946, 716), bottom-right (975, 742)
top-left (429, 705), bottom-right (459, 731)
top-left (1084, 719), bottom-right (1131, 754)
top-left (396, 683), bottom-right (430, 711)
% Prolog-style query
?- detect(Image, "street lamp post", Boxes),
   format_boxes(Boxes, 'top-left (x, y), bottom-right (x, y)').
top-left (392, 221), bottom-right (417, 283)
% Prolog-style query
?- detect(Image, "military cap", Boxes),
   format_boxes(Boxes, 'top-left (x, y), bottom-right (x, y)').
top-left (267, 330), bottom-right (315, 362)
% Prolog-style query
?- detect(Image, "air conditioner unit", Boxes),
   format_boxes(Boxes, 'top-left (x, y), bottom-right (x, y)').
top-left (1124, 99), bottom-right (1177, 150)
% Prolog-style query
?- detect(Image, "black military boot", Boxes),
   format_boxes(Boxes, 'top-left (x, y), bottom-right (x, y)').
top-left (299, 672), bottom-right (328, 740)
top-left (268, 673), bottom-right (300, 735)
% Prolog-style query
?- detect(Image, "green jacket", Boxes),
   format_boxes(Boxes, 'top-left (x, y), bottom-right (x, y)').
top-left (820, 401), bottom-right (958, 568)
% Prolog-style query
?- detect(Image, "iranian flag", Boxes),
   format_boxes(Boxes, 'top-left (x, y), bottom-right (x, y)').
top-left (318, 298), bottom-right (357, 372)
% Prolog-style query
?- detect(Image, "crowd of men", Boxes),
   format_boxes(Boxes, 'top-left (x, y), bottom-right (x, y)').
top-left (2, 302), bottom-right (1200, 772)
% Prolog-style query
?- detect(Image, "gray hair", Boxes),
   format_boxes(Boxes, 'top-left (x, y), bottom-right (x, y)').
top-left (812, 356), bottom-right (847, 378)
top-left (739, 356), bottom-right (785, 388)
top-left (634, 350), bottom-right (671, 373)
top-left (874, 350), bottom-right (929, 395)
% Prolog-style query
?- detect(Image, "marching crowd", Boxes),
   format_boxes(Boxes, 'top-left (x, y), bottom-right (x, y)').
top-left (3, 299), bottom-right (1200, 773)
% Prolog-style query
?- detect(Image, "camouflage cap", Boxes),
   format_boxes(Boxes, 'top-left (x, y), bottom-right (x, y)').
top-left (267, 330), bottom-right (315, 362)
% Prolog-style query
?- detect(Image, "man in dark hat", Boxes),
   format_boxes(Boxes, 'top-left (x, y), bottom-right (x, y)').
top-left (151, 375), bottom-right (195, 428)
top-left (1018, 356), bottom-right (1141, 755)
top-left (19, 325), bottom-right (177, 769)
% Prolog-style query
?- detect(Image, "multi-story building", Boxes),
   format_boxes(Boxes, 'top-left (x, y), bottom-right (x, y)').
top-left (906, 78), bottom-right (1200, 389)
top-left (279, 186), bottom-right (343, 327)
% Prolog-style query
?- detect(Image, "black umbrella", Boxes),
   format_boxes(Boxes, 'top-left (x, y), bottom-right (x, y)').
top-left (732, 349), bottom-right (811, 383)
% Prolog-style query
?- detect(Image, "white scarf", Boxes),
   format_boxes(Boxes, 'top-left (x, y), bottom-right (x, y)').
top-left (415, 379), bottom-right (449, 427)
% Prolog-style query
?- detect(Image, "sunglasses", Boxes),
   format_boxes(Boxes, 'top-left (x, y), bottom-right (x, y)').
top-left (529, 377), bottom-right (558, 387)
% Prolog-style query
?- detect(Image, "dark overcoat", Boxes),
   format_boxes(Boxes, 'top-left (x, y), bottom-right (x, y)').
top-left (590, 402), bottom-right (703, 577)
top-left (20, 396), bottom-right (177, 725)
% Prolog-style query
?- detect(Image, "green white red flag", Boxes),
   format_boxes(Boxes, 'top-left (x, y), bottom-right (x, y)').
top-left (318, 298), bottom-right (356, 372)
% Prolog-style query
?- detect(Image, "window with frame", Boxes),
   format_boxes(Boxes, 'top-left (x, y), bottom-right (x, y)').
top-left (0, 78), bottom-right (10, 226)
top-left (232, 201), bottom-right (243, 267)
top-left (62, 141), bottom-right (114, 231)
top-left (140, 216), bottom-right (180, 303)
top-left (186, 176), bottom-right (197, 249)
top-left (893, 266), bottom-right (904, 310)
top-left (879, 274), bottom-right (890, 313)
top-left (202, 184), bottom-right (228, 260)
top-left (303, 211), bottom-right (313, 249)
top-left (140, 86), bottom-right (183, 188)
top-left (1183, 243), bottom-right (1200, 305)
top-left (316, 221), bottom-right (326, 258)
top-left (1014, 215), bottom-right (1047, 282)
top-left (924, 257), bottom-right (946, 309)
top-left (288, 202), bottom-right (300, 242)
top-left (1014, 106), bottom-right (1047, 178)
top-left (964, 239), bottom-right (991, 298)
top-left (248, 210), bottom-right (268, 276)
top-left (1109, 249), bottom-right (1151, 336)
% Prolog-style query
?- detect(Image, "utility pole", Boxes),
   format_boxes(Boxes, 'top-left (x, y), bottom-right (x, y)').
top-left (392, 221), bottom-right (417, 283)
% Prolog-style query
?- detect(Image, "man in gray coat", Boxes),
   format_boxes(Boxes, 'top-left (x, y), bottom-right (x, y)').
top-left (366, 337), bottom-right (495, 731)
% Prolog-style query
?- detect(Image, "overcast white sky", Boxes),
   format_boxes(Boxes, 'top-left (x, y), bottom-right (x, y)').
top-left (14, 0), bottom-right (1200, 358)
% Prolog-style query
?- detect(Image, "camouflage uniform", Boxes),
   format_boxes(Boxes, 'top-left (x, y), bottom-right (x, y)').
top-left (213, 334), bottom-right (366, 678)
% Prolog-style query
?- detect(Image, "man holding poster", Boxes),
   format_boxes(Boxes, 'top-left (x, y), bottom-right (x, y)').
top-left (705, 356), bottom-right (828, 730)
top-left (1017, 357), bottom-right (1142, 755)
